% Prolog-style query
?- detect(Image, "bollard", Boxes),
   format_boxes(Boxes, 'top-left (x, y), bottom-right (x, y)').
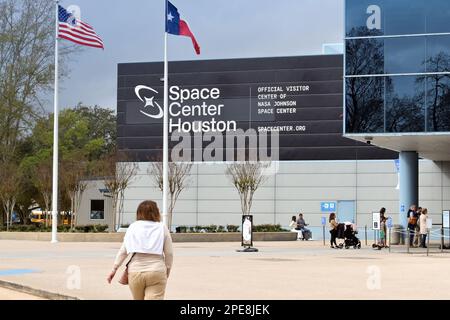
top-left (365, 225), bottom-right (367, 246)
top-left (427, 230), bottom-right (430, 257)
top-left (389, 227), bottom-right (391, 253)
top-left (323, 225), bottom-right (325, 246)
top-left (407, 227), bottom-right (410, 254)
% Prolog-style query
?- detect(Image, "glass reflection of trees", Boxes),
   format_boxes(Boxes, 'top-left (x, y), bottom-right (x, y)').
top-left (385, 76), bottom-right (425, 133)
top-left (425, 52), bottom-right (450, 132)
top-left (346, 32), bottom-right (450, 133)
top-left (346, 27), bottom-right (384, 133)
top-left (346, 27), bottom-right (383, 76)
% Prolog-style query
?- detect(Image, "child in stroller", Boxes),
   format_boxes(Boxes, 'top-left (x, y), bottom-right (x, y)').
top-left (343, 223), bottom-right (361, 249)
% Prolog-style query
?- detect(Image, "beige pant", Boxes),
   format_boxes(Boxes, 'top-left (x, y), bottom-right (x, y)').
top-left (128, 271), bottom-right (167, 300)
top-left (413, 226), bottom-right (420, 246)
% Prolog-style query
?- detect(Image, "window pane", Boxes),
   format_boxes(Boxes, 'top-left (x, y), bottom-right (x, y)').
top-left (346, 0), bottom-right (450, 36)
top-left (426, 76), bottom-right (450, 132)
top-left (384, 37), bottom-right (426, 74)
top-left (384, 0), bottom-right (426, 35)
top-left (346, 0), bottom-right (384, 37)
top-left (426, 36), bottom-right (450, 72)
top-left (346, 38), bottom-right (384, 75)
top-left (90, 200), bottom-right (105, 220)
top-left (385, 76), bottom-right (425, 132)
top-left (426, 0), bottom-right (450, 33)
top-left (345, 77), bottom-right (384, 133)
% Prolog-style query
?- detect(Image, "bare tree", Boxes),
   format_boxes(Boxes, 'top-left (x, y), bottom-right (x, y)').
top-left (61, 158), bottom-right (88, 230)
top-left (225, 162), bottom-right (270, 216)
top-left (0, 161), bottom-right (20, 230)
top-left (101, 154), bottom-right (138, 232)
top-left (148, 161), bottom-right (193, 229)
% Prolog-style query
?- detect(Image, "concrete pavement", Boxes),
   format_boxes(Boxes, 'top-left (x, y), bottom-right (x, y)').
top-left (0, 287), bottom-right (44, 300)
top-left (1, 240), bottom-right (450, 300)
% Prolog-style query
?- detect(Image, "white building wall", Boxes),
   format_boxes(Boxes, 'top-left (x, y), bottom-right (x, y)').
top-left (121, 160), bottom-right (450, 230)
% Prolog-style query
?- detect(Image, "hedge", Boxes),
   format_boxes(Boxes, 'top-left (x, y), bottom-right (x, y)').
top-left (174, 224), bottom-right (287, 233)
top-left (0, 224), bottom-right (109, 233)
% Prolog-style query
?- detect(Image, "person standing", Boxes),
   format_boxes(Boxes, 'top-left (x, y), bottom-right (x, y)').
top-left (419, 208), bottom-right (429, 248)
top-left (407, 204), bottom-right (419, 247)
top-left (378, 216), bottom-right (387, 248)
top-left (414, 207), bottom-right (422, 247)
top-left (107, 200), bottom-right (173, 300)
top-left (379, 207), bottom-right (388, 247)
top-left (329, 212), bottom-right (338, 248)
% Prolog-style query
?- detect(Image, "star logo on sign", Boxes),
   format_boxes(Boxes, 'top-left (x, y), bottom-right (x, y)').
top-left (167, 12), bottom-right (174, 21)
top-left (135, 85), bottom-right (163, 119)
top-left (144, 96), bottom-right (155, 108)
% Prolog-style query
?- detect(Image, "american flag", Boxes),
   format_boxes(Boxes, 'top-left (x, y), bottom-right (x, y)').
top-left (58, 5), bottom-right (104, 49)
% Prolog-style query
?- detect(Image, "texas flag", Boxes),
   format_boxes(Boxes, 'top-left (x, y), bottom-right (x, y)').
top-left (166, 1), bottom-right (200, 55)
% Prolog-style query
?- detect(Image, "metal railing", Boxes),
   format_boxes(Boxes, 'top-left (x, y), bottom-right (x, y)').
top-left (286, 224), bottom-right (450, 256)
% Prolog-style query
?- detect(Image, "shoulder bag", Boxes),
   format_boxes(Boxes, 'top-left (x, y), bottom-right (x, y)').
top-left (118, 253), bottom-right (136, 285)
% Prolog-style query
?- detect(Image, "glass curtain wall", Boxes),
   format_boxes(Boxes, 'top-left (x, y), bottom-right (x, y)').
top-left (345, 0), bottom-right (450, 133)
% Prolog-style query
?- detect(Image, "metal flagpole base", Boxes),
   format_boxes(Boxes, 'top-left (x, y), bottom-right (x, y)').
top-left (236, 246), bottom-right (259, 252)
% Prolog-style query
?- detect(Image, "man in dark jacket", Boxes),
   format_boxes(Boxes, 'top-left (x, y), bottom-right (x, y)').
top-left (296, 213), bottom-right (312, 240)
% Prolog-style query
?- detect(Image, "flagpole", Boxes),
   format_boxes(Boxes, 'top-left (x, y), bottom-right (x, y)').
top-left (162, 1), bottom-right (169, 228)
top-left (51, 0), bottom-right (60, 243)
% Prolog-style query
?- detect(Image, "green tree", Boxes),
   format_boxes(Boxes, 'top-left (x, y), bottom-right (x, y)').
top-left (20, 106), bottom-right (116, 225)
top-left (0, 0), bottom-right (76, 162)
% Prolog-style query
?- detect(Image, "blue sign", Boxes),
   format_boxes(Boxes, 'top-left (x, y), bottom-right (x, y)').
top-left (321, 202), bottom-right (336, 212)
top-left (321, 217), bottom-right (327, 225)
top-left (400, 204), bottom-right (405, 213)
top-left (394, 159), bottom-right (400, 173)
top-left (387, 217), bottom-right (393, 229)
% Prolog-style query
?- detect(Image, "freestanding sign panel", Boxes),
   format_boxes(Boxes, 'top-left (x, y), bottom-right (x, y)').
top-left (242, 215), bottom-right (253, 247)
top-left (443, 210), bottom-right (450, 229)
top-left (426, 218), bottom-right (433, 230)
top-left (372, 212), bottom-right (380, 230)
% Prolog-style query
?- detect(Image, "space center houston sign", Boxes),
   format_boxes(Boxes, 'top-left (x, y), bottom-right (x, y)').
top-left (117, 55), bottom-right (397, 162)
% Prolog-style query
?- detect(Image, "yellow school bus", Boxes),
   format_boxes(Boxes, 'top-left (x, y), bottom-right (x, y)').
top-left (30, 211), bottom-right (48, 224)
top-left (30, 211), bottom-right (70, 225)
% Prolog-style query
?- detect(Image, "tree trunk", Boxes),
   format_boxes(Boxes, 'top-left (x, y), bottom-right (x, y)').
top-left (70, 197), bottom-right (74, 231)
top-left (111, 195), bottom-right (117, 233)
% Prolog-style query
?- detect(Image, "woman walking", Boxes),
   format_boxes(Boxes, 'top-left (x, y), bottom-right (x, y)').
top-left (107, 200), bottom-right (173, 300)
top-left (329, 212), bottom-right (339, 248)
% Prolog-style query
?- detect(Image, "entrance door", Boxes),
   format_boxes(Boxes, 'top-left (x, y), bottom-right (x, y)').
top-left (337, 200), bottom-right (355, 223)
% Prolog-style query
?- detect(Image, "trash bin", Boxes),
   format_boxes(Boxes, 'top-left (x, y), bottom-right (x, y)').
top-left (391, 224), bottom-right (404, 245)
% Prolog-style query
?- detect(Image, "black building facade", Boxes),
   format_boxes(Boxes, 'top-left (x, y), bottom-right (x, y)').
top-left (118, 55), bottom-right (397, 162)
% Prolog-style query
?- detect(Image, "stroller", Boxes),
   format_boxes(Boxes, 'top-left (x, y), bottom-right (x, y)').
top-left (335, 223), bottom-right (361, 249)
top-left (343, 223), bottom-right (361, 249)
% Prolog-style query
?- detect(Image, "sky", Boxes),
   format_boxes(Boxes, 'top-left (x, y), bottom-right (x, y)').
top-left (56, 0), bottom-right (344, 111)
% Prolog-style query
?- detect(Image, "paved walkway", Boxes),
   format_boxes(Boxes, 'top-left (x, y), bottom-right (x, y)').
top-left (0, 287), bottom-right (44, 300)
top-left (1, 240), bottom-right (450, 300)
